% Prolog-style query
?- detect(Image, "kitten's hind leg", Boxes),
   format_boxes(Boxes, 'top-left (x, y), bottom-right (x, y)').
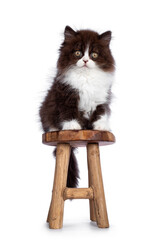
top-left (62, 119), bottom-right (82, 130)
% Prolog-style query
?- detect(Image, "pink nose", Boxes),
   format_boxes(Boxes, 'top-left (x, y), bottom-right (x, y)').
top-left (83, 59), bottom-right (88, 64)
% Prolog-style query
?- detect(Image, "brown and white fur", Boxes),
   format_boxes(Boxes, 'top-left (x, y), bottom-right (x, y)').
top-left (39, 26), bottom-right (115, 187)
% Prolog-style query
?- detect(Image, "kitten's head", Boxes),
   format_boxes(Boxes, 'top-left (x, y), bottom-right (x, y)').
top-left (57, 26), bottom-right (115, 73)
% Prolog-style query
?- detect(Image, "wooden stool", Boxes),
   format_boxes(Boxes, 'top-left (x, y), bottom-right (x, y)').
top-left (42, 130), bottom-right (115, 229)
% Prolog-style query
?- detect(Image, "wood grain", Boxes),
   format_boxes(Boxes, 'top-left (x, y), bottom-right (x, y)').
top-left (63, 187), bottom-right (93, 200)
top-left (88, 158), bottom-right (97, 222)
top-left (87, 143), bottom-right (109, 228)
top-left (42, 130), bottom-right (115, 147)
top-left (48, 143), bottom-right (70, 229)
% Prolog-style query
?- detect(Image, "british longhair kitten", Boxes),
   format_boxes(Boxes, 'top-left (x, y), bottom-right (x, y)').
top-left (39, 26), bottom-right (115, 187)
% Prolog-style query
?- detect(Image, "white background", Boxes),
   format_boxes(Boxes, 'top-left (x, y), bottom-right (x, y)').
top-left (0, 0), bottom-right (160, 239)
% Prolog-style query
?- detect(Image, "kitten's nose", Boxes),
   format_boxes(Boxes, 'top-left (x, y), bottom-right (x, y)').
top-left (83, 59), bottom-right (88, 64)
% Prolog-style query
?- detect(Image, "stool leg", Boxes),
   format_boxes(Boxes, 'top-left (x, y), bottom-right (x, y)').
top-left (88, 159), bottom-right (97, 222)
top-left (87, 143), bottom-right (109, 228)
top-left (47, 193), bottom-right (53, 223)
top-left (47, 200), bottom-right (51, 223)
top-left (48, 143), bottom-right (70, 229)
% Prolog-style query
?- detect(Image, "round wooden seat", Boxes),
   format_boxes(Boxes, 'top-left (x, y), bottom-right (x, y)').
top-left (42, 130), bottom-right (115, 147)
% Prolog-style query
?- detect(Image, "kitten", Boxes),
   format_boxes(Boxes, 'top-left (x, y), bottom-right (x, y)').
top-left (39, 26), bottom-right (115, 187)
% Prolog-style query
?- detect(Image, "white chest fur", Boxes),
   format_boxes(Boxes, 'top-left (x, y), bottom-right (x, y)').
top-left (63, 67), bottom-right (114, 118)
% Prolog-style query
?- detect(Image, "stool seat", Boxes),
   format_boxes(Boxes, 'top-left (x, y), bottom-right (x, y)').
top-left (42, 130), bottom-right (115, 147)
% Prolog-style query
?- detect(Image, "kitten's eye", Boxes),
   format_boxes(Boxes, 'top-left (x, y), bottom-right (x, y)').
top-left (74, 51), bottom-right (82, 58)
top-left (91, 52), bottom-right (98, 59)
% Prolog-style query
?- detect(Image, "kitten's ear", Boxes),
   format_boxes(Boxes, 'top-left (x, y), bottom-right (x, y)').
top-left (99, 31), bottom-right (112, 44)
top-left (64, 26), bottom-right (76, 40)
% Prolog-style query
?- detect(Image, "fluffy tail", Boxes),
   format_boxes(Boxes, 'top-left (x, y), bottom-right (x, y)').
top-left (53, 147), bottom-right (79, 188)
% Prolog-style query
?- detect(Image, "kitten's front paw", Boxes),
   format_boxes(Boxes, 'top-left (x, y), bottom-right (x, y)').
top-left (93, 114), bottom-right (111, 131)
top-left (93, 122), bottom-right (111, 131)
top-left (49, 127), bottom-right (58, 132)
top-left (62, 119), bottom-right (82, 130)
